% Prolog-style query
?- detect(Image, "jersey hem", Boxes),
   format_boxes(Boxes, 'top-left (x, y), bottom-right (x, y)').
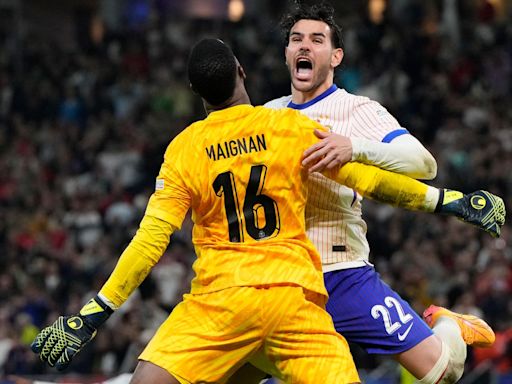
top-left (322, 260), bottom-right (373, 273)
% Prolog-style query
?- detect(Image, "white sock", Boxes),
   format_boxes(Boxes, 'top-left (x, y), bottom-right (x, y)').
top-left (419, 317), bottom-right (467, 383)
top-left (433, 317), bottom-right (467, 362)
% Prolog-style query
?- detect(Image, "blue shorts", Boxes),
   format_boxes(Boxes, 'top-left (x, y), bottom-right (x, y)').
top-left (324, 266), bottom-right (433, 355)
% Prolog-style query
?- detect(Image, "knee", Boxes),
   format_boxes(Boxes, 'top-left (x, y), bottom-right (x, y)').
top-left (419, 342), bottom-right (465, 384)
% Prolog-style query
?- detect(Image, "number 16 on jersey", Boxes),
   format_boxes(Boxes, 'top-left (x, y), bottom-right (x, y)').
top-left (213, 165), bottom-right (281, 242)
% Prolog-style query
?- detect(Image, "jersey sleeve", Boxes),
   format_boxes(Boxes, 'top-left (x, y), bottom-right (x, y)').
top-left (99, 215), bottom-right (175, 308)
top-left (144, 135), bottom-right (191, 229)
top-left (350, 98), bottom-right (406, 142)
top-left (323, 162), bottom-right (435, 211)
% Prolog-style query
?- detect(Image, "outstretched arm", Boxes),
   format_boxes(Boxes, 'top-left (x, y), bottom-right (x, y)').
top-left (31, 214), bottom-right (176, 370)
top-left (303, 130), bottom-right (437, 179)
top-left (324, 162), bottom-right (505, 237)
top-left (31, 139), bottom-right (190, 370)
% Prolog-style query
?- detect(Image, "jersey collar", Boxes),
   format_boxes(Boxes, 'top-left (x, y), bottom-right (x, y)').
top-left (287, 84), bottom-right (338, 110)
top-left (207, 104), bottom-right (254, 121)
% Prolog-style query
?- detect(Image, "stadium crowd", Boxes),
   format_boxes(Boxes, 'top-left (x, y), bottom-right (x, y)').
top-left (0, 0), bottom-right (511, 380)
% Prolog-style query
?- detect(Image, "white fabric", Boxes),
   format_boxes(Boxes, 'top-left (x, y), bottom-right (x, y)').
top-left (351, 134), bottom-right (437, 180)
top-left (417, 339), bottom-right (451, 384)
top-left (428, 318), bottom-right (467, 383)
top-left (265, 88), bottom-right (436, 268)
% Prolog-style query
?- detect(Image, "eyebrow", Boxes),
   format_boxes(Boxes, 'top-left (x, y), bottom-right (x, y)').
top-left (290, 32), bottom-right (327, 38)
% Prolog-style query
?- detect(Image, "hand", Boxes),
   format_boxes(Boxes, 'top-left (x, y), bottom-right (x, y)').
top-left (31, 315), bottom-right (97, 370)
top-left (436, 189), bottom-right (506, 238)
top-left (31, 296), bottom-right (112, 370)
top-left (302, 129), bottom-right (353, 173)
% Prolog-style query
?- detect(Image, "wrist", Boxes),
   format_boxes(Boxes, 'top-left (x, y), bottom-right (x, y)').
top-left (79, 295), bottom-right (114, 329)
top-left (350, 137), bottom-right (363, 161)
top-left (435, 189), bottom-right (465, 216)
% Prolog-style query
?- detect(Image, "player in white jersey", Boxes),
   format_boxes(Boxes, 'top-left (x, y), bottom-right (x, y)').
top-left (230, 4), bottom-right (497, 384)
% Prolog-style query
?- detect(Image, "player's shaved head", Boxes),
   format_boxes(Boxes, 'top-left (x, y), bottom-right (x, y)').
top-left (188, 38), bottom-right (238, 106)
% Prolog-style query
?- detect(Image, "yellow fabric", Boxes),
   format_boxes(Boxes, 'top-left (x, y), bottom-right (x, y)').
top-left (139, 285), bottom-right (360, 384)
top-left (145, 105), bottom-right (332, 297)
top-left (326, 162), bottom-right (430, 212)
top-left (99, 215), bottom-right (175, 308)
top-left (101, 105), bottom-right (435, 304)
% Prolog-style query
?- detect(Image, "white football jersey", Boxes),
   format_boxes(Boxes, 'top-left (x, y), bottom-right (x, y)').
top-left (265, 85), bottom-right (408, 271)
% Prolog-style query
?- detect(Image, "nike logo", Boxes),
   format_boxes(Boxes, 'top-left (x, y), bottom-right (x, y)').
top-left (397, 322), bottom-right (413, 341)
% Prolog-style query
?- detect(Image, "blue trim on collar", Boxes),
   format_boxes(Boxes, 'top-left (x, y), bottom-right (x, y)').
top-left (287, 84), bottom-right (338, 110)
top-left (381, 128), bottom-right (409, 143)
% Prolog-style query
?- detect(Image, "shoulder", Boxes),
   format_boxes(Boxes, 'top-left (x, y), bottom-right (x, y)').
top-left (164, 121), bottom-right (202, 158)
top-left (343, 90), bottom-right (392, 116)
top-left (263, 95), bottom-right (292, 109)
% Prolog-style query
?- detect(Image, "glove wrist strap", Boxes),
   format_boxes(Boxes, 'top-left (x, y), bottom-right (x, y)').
top-left (79, 295), bottom-right (114, 329)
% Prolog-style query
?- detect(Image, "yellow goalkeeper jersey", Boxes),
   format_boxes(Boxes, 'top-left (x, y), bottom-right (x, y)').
top-left (146, 105), bottom-right (328, 295)
top-left (145, 105), bottom-right (428, 296)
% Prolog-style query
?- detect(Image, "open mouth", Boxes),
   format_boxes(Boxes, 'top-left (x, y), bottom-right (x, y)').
top-left (295, 58), bottom-right (313, 80)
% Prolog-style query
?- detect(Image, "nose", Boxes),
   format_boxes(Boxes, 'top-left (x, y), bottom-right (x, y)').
top-left (298, 39), bottom-right (312, 52)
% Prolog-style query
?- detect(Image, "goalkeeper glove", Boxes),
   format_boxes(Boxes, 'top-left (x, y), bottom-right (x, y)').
top-left (436, 189), bottom-right (506, 238)
top-left (31, 295), bottom-right (113, 371)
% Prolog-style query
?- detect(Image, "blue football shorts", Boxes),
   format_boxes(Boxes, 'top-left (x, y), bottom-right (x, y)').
top-left (324, 265), bottom-right (433, 354)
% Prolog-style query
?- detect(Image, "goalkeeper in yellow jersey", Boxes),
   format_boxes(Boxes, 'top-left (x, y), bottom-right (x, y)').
top-left (31, 39), bottom-right (505, 384)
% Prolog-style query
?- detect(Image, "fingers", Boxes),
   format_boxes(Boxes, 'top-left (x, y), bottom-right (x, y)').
top-left (302, 140), bottom-right (326, 160)
top-left (56, 347), bottom-right (77, 371)
top-left (31, 327), bottom-right (51, 353)
top-left (308, 152), bottom-right (339, 173)
top-left (313, 129), bottom-right (330, 139)
top-left (47, 338), bottom-right (66, 367)
top-left (302, 145), bottom-right (331, 169)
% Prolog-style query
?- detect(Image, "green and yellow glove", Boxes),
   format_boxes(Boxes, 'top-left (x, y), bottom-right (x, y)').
top-left (436, 189), bottom-right (506, 238)
top-left (31, 296), bottom-right (113, 371)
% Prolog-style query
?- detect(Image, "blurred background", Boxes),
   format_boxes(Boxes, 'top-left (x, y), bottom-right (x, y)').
top-left (0, 0), bottom-right (510, 383)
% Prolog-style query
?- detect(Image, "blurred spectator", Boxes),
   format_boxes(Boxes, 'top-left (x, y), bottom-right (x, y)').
top-left (0, 0), bottom-right (510, 379)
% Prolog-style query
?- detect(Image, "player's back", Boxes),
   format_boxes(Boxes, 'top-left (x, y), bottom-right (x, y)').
top-left (155, 105), bottom-right (326, 296)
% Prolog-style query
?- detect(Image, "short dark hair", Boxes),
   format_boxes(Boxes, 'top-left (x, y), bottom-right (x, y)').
top-left (280, 2), bottom-right (343, 49)
top-left (188, 39), bottom-right (237, 106)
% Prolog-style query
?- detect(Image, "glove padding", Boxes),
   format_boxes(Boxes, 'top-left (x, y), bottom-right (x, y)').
top-left (31, 315), bottom-right (97, 370)
top-left (31, 296), bottom-right (112, 371)
top-left (437, 189), bottom-right (506, 238)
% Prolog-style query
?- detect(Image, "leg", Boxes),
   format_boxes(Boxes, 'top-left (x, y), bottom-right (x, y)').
top-left (130, 360), bottom-right (182, 384)
top-left (227, 363), bottom-right (268, 384)
top-left (261, 286), bottom-right (360, 384)
top-left (324, 267), bottom-right (484, 383)
top-left (324, 267), bottom-right (437, 379)
top-left (139, 287), bottom-right (263, 383)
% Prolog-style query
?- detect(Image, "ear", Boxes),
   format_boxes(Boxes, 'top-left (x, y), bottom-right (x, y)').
top-left (331, 48), bottom-right (344, 68)
top-left (238, 65), bottom-right (246, 80)
top-left (189, 83), bottom-right (198, 95)
top-left (285, 46), bottom-right (290, 67)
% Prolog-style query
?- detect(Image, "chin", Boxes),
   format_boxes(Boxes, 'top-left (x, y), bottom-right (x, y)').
top-left (292, 79), bottom-right (315, 93)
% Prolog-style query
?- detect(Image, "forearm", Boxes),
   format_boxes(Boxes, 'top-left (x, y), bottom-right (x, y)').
top-left (325, 162), bottom-right (439, 211)
top-left (99, 215), bottom-right (175, 309)
top-left (351, 135), bottom-right (437, 180)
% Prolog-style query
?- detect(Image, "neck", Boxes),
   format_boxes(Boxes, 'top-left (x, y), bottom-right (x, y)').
top-left (205, 89), bottom-right (251, 115)
top-left (291, 78), bottom-right (334, 104)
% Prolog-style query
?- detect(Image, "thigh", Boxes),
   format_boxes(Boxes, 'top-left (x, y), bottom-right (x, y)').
top-left (130, 360), bottom-right (184, 384)
top-left (324, 266), bottom-right (433, 355)
top-left (260, 287), bottom-right (360, 384)
top-left (139, 287), bottom-right (262, 384)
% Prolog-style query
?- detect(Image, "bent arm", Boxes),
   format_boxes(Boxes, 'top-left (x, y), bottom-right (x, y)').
top-left (324, 162), bottom-right (439, 211)
top-left (99, 215), bottom-right (175, 309)
top-left (351, 134), bottom-right (437, 180)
